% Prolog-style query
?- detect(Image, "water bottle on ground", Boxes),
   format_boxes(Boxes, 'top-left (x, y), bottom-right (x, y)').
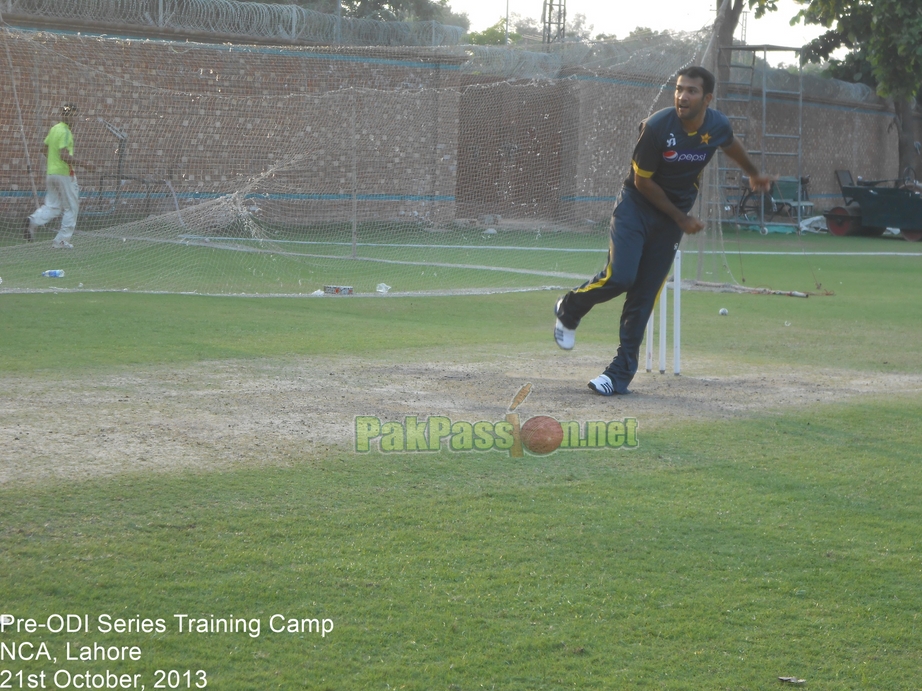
top-left (41, 270), bottom-right (65, 278)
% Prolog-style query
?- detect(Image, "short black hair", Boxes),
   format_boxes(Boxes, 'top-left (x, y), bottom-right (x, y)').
top-left (675, 66), bottom-right (716, 96)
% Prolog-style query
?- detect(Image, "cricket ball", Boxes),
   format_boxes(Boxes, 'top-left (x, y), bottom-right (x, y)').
top-left (520, 415), bottom-right (564, 455)
top-left (719, 308), bottom-right (729, 316)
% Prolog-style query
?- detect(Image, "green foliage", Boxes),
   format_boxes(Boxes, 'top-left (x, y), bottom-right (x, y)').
top-left (466, 18), bottom-right (519, 45)
top-left (746, 0), bottom-right (920, 178)
top-left (470, 11), bottom-right (593, 44)
top-left (340, 0), bottom-right (448, 22)
top-left (748, 0), bottom-right (779, 20)
top-left (563, 12), bottom-right (593, 42)
top-left (752, 0), bottom-right (922, 99)
top-left (435, 3), bottom-right (469, 31)
top-left (625, 26), bottom-right (667, 39)
top-left (822, 49), bottom-right (877, 88)
top-left (511, 13), bottom-right (540, 38)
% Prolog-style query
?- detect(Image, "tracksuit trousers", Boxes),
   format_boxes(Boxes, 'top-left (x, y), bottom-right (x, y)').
top-left (30, 174), bottom-right (80, 243)
top-left (556, 186), bottom-right (684, 394)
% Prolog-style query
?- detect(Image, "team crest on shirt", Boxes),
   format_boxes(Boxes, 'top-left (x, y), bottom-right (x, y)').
top-left (700, 132), bottom-right (712, 144)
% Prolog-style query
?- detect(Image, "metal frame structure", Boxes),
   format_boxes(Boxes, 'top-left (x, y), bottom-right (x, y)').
top-left (715, 44), bottom-right (806, 233)
top-left (541, 0), bottom-right (565, 44)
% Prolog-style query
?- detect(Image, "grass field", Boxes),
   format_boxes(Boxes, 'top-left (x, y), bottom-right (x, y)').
top-left (4, 216), bottom-right (921, 297)
top-left (1, 220), bottom-right (611, 295)
top-left (2, 232), bottom-right (922, 689)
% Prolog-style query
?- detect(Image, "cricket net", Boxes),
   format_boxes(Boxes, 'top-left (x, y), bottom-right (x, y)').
top-left (0, 23), bottom-right (714, 297)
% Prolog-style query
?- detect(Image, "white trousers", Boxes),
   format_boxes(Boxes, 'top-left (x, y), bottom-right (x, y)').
top-left (30, 174), bottom-right (80, 242)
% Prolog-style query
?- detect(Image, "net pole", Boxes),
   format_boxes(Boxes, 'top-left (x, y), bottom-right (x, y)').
top-left (645, 313), bottom-right (654, 372)
top-left (673, 250), bottom-right (681, 375)
top-left (351, 92), bottom-right (358, 260)
top-left (697, 0), bottom-right (730, 284)
top-left (658, 279), bottom-right (667, 374)
top-left (2, 28), bottom-right (40, 207)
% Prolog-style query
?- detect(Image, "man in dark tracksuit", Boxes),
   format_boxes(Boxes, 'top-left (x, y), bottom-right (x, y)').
top-left (554, 66), bottom-right (771, 395)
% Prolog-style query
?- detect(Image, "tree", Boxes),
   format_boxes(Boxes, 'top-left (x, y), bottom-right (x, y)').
top-left (512, 14), bottom-right (542, 42)
top-left (341, 0), bottom-right (462, 23)
top-left (795, 0), bottom-right (922, 179)
top-left (512, 14), bottom-right (538, 34)
top-left (466, 17), bottom-right (520, 45)
top-left (713, 0), bottom-right (748, 94)
top-left (714, 0), bottom-right (922, 179)
top-left (437, 5), bottom-right (470, 31)
top-left (625, 27), bottom-right (667, 40)
top-left (498, 11), bottom-right (592, 44)
top-left (565, 13), bottom-right (593, 42)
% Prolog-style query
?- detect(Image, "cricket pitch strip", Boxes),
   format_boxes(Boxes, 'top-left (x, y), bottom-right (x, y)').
top-left (2, 348), bottom-right (920, 486)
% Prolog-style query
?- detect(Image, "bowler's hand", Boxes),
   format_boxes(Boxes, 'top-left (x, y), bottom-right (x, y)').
top-left (680, 214), bottom-right (705, 235)
top-left (748, 173), bottom-right (774, 193)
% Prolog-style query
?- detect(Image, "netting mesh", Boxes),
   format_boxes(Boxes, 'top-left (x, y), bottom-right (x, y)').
top-left (462, 31), bottom-right (709, 81)
top-left (747, 64), bottom-right (877, 105)
top-left (2, 0), bottom-right (906, 301)
top-left (0, 24), bottom-right (721, 296)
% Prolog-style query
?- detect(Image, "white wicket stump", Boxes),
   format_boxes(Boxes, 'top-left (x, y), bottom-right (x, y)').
top-left (645, 250), bottom-right (681, 375)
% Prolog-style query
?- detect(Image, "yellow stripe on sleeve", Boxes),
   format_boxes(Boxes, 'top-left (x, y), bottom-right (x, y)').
top-left (632, 160), bottom-right (655, 179)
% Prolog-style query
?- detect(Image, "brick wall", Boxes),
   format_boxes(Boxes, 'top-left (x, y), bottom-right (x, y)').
top-left (2, 29), bottom-right (918, 230)
top-left (0, 31), bottom-right (464, 225)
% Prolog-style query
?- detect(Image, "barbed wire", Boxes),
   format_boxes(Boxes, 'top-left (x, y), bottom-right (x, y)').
top-left (2, 0), bottom-right (882, 102)
top-left (2, 0), bottom-right (464, 46)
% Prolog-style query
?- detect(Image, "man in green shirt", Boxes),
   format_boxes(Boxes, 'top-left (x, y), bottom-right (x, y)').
top-left (25, 103), bottom-right (96, 248)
